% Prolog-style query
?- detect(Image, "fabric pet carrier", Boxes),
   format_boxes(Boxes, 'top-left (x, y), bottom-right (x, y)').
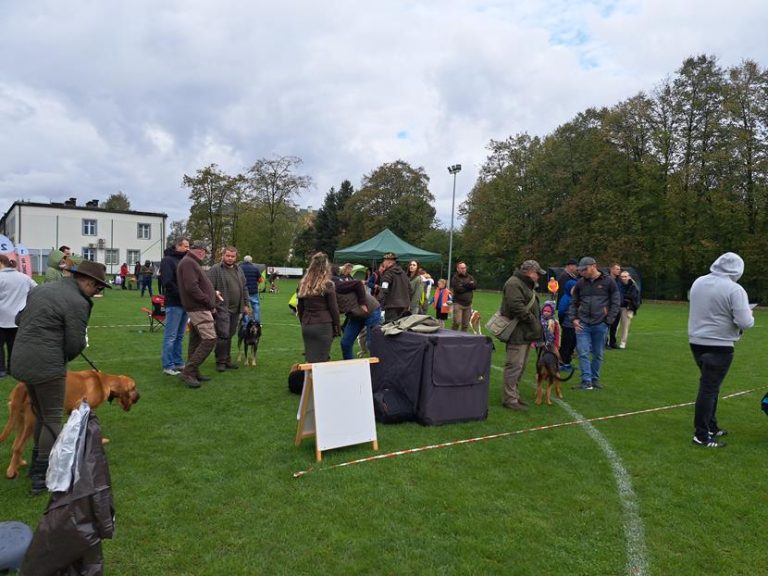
top-left (370, 327), bottom-right (492, 425)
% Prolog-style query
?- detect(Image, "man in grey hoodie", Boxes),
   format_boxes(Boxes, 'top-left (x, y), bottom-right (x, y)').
top-left (688, 252), bottom-right (754, 448)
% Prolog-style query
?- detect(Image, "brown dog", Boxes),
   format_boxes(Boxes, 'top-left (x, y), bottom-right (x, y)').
top-left (0, 370), bottom-right (140, 479)
top-left (469, 309), bottom-right (482, 335)
top-left (535, 346), bottom-right (575, 405)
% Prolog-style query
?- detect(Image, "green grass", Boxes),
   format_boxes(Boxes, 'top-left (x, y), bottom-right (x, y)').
top-left (1, 284), bottom-right (766, 575)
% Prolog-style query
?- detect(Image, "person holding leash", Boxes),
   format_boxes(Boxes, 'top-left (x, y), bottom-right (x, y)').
top-left (207, 246), bottom-right (249, 372)
top-left (10, 260), bottom-right (111, 494)
top-left (688, 252), bottom-right (754, 448)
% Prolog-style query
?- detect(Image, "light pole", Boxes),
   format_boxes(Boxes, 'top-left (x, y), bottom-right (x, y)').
top-left (446, 164), bottom-right (462, 283)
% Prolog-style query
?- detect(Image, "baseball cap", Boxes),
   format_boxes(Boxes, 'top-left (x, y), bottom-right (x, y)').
top-left (520, 260), bottom-right (546, 275)
top-left (578, 256), bottom-right (596, 271)
top-left (566, 258), bottom-right (578, 266)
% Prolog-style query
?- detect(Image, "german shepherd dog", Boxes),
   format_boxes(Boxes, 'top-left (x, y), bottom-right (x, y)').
top-left (535, 344), bottom-right (575, 405)
top-left (237, 317), bottom-right (262, 367)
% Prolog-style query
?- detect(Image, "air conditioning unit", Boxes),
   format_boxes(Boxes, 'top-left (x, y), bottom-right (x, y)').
top-left (97, 238), bottom-right (106, 249)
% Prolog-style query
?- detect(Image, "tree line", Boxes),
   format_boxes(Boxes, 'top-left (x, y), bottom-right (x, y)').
top-left (461, 55), bottom-right (768, 301)
top-left (173, 54), bottom-right (768, 301)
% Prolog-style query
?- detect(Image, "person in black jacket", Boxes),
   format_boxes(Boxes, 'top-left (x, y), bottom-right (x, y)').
top-left (10, 260), bottom-right (111, 494)
top-left (617, 270), bottom-right (641, 349)
top-left (378, 253), bottom-right (410, 323)
top-left (568, 257), bottom-right (620, 391)
top-left (160, 238), bottom-right (190, 376)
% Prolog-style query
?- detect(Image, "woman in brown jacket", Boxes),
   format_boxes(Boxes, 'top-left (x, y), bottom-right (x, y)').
top-left (297, 253), bottom-right (340, 363)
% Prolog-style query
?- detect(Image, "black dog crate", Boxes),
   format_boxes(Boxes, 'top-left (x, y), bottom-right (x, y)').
top-left (370, 328), bottom-right (492, 425)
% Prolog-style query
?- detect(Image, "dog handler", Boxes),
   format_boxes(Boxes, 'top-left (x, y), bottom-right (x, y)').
top-left (10, 260), bottom-right (111, 494)
top-left (688, 252), bottom-right (754, 448)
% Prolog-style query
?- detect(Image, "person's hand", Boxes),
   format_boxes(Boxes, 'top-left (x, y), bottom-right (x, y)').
top-left (573, 319), bottom-right (582, 332)
top-left (216, 290), bottom-right (224, 302)
top-left (360, 304), bottom-right (369, 314)
top-left (333, 325), bottom-right (341, 337)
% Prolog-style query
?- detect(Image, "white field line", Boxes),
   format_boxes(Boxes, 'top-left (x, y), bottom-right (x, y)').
top-left (554, 397), bottom-right (648, 576)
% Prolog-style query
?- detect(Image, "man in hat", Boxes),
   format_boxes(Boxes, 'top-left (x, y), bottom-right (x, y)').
top-left (10, 260), bottom-right (111, 494)
top-left (556, 258), bottom-right (579, 307)
top-left (176, 242), bottom-right (217, 388)
top-left (500, 260), bottom-right (545, 411)
top-left (377, 252), bottom-right (410, 323)
top-left (568, 256), bottom-right (620, 390)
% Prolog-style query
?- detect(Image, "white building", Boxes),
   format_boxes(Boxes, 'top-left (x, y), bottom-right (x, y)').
top-left (0, 198), bottom-right (168, 275)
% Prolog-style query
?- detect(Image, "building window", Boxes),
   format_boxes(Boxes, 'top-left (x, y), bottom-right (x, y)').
top-left (137, 223), bottom-right (151, 240)
top-left (127, 250), bottom-right (141, 266)
top-left (105, 249), bottom-right (119, 265)
top-left (82, 247), bottom-right (96, 261)
top-left (83, 219), bottom-right (97, 236)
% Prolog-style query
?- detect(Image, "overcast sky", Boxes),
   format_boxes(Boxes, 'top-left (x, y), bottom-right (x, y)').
top-left (1, 0), bottom-right (767, 230)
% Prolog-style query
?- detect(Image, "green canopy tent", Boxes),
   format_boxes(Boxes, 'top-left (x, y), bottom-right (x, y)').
top-left (334, 228), bottom-right (441, 264)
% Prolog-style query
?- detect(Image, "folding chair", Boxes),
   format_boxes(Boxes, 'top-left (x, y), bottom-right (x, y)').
top-left (141, 295), bottom-right (166, 332)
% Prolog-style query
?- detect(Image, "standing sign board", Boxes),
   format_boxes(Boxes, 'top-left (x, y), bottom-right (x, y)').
top-left (295, 358), bottom-right (379, 462)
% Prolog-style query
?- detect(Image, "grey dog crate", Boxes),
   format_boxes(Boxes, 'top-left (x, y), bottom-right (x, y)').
top-left (370, 327), bottom-right (492, 425)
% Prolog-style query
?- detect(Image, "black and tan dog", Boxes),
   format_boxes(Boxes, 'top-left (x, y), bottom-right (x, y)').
top-left (0, 370), bottom-right (140, 479)
top-left (237, 318), bottom-right (262, 367)
top-left (535, 345), bottom-right (575, 405)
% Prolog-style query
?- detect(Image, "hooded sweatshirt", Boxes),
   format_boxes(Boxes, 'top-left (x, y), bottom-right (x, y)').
top-left (688, 252), bottom-right (754, 347)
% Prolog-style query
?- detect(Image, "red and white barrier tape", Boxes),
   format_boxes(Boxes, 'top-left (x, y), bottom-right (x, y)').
top-left (292, 387), bottom-right (758, 478)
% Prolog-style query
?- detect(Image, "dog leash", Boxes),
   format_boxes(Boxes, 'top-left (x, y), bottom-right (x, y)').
top-left (80, 351), bottom-right (101, 372)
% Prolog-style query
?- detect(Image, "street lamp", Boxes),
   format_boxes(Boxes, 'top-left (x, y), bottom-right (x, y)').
top-left (447, 164), bottom-right (462, 284)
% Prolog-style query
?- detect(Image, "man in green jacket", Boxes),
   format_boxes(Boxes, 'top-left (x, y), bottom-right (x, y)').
top-left (500, 260), bottom-right (545, 411)
top-left (11, 260), bottom-right (111, 493)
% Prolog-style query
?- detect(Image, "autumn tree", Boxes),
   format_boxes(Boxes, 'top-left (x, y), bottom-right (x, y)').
top-left (342, 160), bottom-right (436, 245)
top-left (243, 156), bottom-right (312, 264)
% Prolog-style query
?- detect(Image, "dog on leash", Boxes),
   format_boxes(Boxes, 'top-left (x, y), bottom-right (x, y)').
top-left (535, 345), bottom-right (575, 405)
top-left (0, 370), bottom-right (140, 479)
top-left (237, 317), bottom-right (262, 366)
top-left (469, 309), bottom-right (482, 334)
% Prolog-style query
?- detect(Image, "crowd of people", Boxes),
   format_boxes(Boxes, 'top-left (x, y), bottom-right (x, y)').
top-left (0, 240), bottom-right (755, 498)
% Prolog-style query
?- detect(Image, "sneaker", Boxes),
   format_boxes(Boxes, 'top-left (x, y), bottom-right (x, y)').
top-left (178, 372), bottom-right (201, 388)
top-left (174, 364), bottom-right (186, 371)
top-left (692, 435), bottom-right (726, 448)
top-left (163, 368), bottom-right (180, 376)
top-left (574, 382), bottom-right (593, 390)
top-left (618, 343), bottom-right (626, 349)
top-left (559, 363), bottom-right (572, 371)
top-left (216, 364), bottom-right (227, 373)
top-left (503, 401), bottom-right (528, 412)
top-left (591, 381), bottom-right (603, 389)
top-left (710, 429), bottom-right (728, 438)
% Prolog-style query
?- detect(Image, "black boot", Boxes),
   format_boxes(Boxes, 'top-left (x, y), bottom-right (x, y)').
top-left (29, 457), bottom-right (48, 496)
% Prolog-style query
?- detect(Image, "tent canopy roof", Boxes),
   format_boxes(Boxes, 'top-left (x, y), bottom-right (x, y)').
top-left (334, 228), bottom-right (441, 263)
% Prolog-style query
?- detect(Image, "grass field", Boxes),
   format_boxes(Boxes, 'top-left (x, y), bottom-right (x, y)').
top-left (1, 283), bottom-right (766, 575)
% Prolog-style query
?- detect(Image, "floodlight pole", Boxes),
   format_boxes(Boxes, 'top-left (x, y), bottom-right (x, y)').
top-left (447, 164), bottom-right (462, 282)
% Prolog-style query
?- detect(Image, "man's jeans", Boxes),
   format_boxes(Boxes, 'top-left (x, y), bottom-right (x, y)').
top-left (576, 322), bottom-right (608, 385)
top-left (249, 296), bottom-right (261, 323)
top-left (341, 309), bottom-right (382, 360)
top-left (690, 344), bottom-right (733, 440)
top-left (162, 305), bottom-right (188, 370)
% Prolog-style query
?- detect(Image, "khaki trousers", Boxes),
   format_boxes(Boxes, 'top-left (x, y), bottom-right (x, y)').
top-left (503, 342), bottom-right (532, 405)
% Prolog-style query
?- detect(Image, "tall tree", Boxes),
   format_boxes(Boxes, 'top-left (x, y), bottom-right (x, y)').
top-left (314, 179), bottom-right (354, 257)
top-left (102, 192), bottom-right (131, 211)
top-left (342, 160), bottom-right (436, 245)
top-left (166, 219), bottom-right (189, 247)
top-left (184, 164), bottom-right (241, 259)
top-left (243, 156), bottom-right (312, 264)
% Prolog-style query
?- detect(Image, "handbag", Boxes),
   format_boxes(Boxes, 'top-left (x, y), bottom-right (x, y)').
top-left (486, 287), bottom-right (537, 342)
top-left (485, 312), bottom-right (519, 342)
